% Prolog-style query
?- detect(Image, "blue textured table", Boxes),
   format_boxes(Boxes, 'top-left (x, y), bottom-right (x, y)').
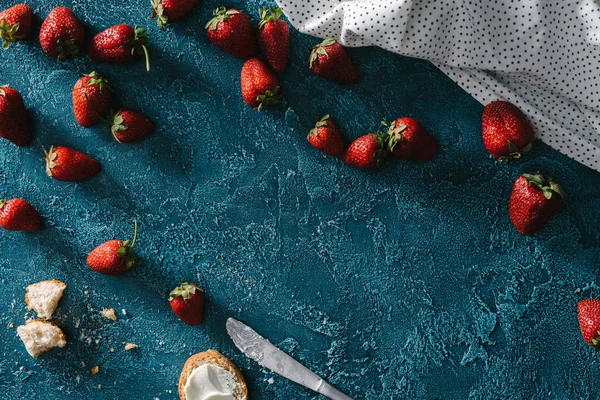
top-left (0, 1), bottom-right (599, 399)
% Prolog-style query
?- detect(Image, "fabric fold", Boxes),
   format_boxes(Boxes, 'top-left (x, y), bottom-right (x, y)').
top-left (277, 0), bottom-right (600, 171)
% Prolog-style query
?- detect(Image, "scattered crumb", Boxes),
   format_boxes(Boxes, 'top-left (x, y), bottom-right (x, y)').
top-left (167, 390), bottom-right (172, 394)
top-left (155, 398), bottom-right (160, 400)
top-left (81, 361), bottom-right (86, 368)
top-left (110, 348), bottom-right (115, 353)
top-left (91, 366), bottom-right (99, 375)
top-left (101, 308), bottom-right (118, 321)
top-left (7, 322), bottom-right (14, 328)
top-left (121, 309), bottom-right (127, 316)
top-left (267, 378), bottom-right (275, 385)
top-left (124, 343), bottom-right (139, 351)
top-left (98, 384), bottom-right (102, 389)
top-left (84, 291), bottom-right (89, 295)
top-left (76, 375), bottom-right (80, 383)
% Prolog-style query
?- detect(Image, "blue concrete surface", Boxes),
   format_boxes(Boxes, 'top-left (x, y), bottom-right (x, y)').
top-left (0, 0), bottom-right (599, 399)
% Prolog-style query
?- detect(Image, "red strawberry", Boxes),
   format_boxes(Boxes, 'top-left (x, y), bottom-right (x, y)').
top-left (308, 115), bottom-right (345, 157)
top-left (508, 173), bottom-right (564, 235)
top-left (482, 101), bottom-right (534, 161)
top-left (44, 146), bottom-right (101, 181)
top-left (241, 58), bottom-right (281, 110)
top-left (0, 4), bottom-right (33, 49)
top-left (72, 72), bottom-right (113, 128)
top-left (87, 221), bottom-right (140, 275)
top-left (309, 38), bottom-right (359, 84)
top-left (578, 299), bottom-right (600, 350)
top-left (342, 133), bottom-right (389, 169)
top-left (257, 7), bottom-right (289, 73)
top-left (0, 85), bottom-right (31, 147)
top-left (0, 198), bottom-right (41, 231)
top-left (39, 6), bottom-right (85, 61)
top-left (88, 25), bottom-right (151, 72)
top-left (206, 7), bottom-right (258, 59)
top-left (169, 282), bottom-right (205, 326)
top-left (111, 109), bottom-right (155, 143)
top-left (151, 0), bottom-right (200, 29)
top-left (387, 117), bottom-right (438, 162)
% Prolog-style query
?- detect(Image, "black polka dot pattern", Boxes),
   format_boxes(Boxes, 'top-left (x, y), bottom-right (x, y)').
top-left (277, 0), bottom-right (600, 171)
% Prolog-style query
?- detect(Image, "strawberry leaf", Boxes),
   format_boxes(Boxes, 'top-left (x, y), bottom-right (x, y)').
top-left (206, 7), bottom-right (236, 30)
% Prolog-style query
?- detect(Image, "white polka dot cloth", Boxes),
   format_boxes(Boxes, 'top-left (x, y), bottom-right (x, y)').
top-left (277, 0), bottom-right (600, 171)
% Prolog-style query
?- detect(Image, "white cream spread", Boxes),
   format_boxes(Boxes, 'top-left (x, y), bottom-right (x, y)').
top-left (184, 364), bottom-right (238, 400)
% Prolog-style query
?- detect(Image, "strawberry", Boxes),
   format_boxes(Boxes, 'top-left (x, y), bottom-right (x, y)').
top-left (39, 6), bottom-right (85, 61)
top-left (241, 58), bottom-right (281, 110)
top-left (206, 7), bottom-right (258, 59)
top-left (111, 109), bottom-right (155, 143)
top-left (309, 38), bottom-right (359, 84)
top-left (387, 117), bottom-right (438, 162)
top-left (87, 221), bottom-right (140, 275)
top-left (44, 146), bottom-right (101, 181)
top-left (308, 115), bottom-right (345, 157)
top-left (169, 282), bottom-right (205, 326)
top-left (508, 173), bottom-right (564, 235)
top-left (0, 85), bottom-right (31, 147)
top-left (257, 7), bottom-right (289, 73)
top-left (88, 25), bottom-right (151, 72)
top-left (342, 132), bottom-right (389, 169)
top-left (72, 72), bottom-right (113, 128)
top-left (482, 101), bottom-right (534, 161)
top-left (151, 0), bottom-right (200, 29)
top-left (0, 198), bottom-right (41, 231)
top-left (0, 4), bottom-right (33, 50)
top-left (578, 299), bottom-right (600, 350)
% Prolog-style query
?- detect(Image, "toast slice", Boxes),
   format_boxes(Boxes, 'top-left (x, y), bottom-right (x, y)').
top-left (25, 279), bottom-right (66, 319)
top-left (178, 349), bottom-right (247, 400)
top-left (16, 319), bottom-right (67, 358)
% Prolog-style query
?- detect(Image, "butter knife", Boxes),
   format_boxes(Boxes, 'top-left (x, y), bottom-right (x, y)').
top-left (226, 318), bottom-right (354, 400)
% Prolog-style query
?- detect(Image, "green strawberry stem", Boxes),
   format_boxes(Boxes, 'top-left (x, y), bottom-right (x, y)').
top-left (110, 110), bottom-right (128, 143)
top-left (205, 7), bottom-right (239, 30)
top-left (141, 44), bottom-right (150, 72)
top-left (169, 281), bottom-right (199, 301)
top-left (117, 220), bottom-right (139, 270)
top-left (498, 140), bottom-right (533, 163)
top-left (0, 20), bottom-right (22, 50)
top-left (132, 26), bottom-right (151, 72)
top-left (256, 87), bottom-right (282, 111)
top-left (309, 38), bottom-right (336, 68)
top-left (150, 0), bottom-right (168, 30)
top-left (523, 172), bottom-right (564, 200)
top-left (43, 146), bottom-right (58, 177)
top-left (258, 6), bottom-right (282, 29)
top-left (55, 38), bottom-right (79, 61)
top-left (309, 114), bottom-right (330, 137)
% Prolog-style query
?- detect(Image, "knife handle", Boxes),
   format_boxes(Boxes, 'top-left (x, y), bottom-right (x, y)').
top-left (318, 381), bottom-right (354, 400)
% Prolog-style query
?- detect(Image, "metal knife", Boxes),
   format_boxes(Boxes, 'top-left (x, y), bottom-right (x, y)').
top-left (226, 318), bottom-right (354, 400)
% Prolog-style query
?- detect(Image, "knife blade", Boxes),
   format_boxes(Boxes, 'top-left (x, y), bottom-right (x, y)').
top-left (226, 318), bottom-right (354, 400)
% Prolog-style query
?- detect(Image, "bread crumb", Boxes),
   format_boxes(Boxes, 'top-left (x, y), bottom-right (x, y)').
top-left (98, 384), bottom-right (102, 388)
top-left (121, 309), bottom-right (127, 316)
top-left (124, 343), bottom-right (138, 351)
top-left (91, 366), bottom-right (99, 375)
top-left (110, 348), bottom-right (115, 353)
top-left (7, 322), bottom-right (13, 328)
top-left (84, 290), bottom-right (89, 295)
top-left (76, 375), bottom-right (80, 383)
top-left (101, 308), bottom-right (118, 321)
